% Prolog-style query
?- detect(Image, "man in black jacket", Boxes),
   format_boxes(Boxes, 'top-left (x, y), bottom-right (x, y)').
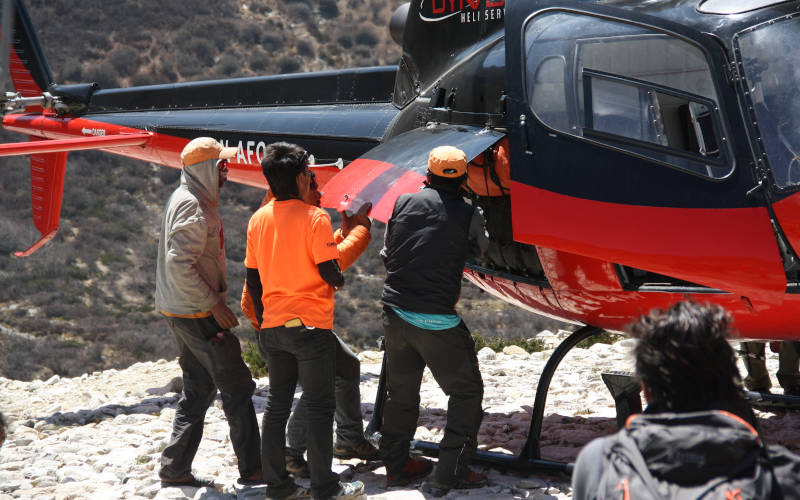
top-left (378, 145), bottom-right (488, 496)
top-left (572, 301), bottom-right (800, 499)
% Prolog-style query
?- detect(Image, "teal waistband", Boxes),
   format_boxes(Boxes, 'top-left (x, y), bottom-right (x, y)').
top-left (391, 307), bottom-right (460, 330)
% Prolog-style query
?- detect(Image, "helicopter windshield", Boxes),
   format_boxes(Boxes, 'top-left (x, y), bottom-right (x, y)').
top-left (736, 15), bottom-right (800, 188)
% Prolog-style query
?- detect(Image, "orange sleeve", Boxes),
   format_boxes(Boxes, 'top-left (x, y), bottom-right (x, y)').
top-left (335, 225), bottom-right (371, 271)
top-left (240, 283), bottom-right (260, 331)
top-left (310, 209), bottom-right (340, 264)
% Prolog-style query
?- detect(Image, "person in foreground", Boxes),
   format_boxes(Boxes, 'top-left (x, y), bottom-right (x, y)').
top-left (155, 137), bottom-right (261, 488)
top-left (245, 142), bottom-right (365, 500)
top-left (241, 171), bottom-right (378, 479)
top-left (740, 340), bottom-right (800, 395)
top-left (572, 301), bottom-right (800, 499)
top-left (378, 145), bottom-right (489, 496)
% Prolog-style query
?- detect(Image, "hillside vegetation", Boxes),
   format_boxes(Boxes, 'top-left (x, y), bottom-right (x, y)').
top-left (0, 0), bottom-right (568, 380)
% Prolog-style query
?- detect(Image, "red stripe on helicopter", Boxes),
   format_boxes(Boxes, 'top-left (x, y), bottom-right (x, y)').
top-left (510, 182), bottom-right (786, 304)
top-left (320, 158), bottom-right (392, 213)
top-left (0, 133), bottom-right (151, 156)
top-left (320, 158), bottom-right (426, 221)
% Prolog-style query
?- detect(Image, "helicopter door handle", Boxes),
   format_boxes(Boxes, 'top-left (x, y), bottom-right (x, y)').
top-left (519, 114), bottom-right (532, 153)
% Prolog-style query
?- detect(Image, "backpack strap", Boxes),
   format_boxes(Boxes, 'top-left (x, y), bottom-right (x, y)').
top-left (608, 432), bottom-right (664, 498)
top-left (757, 440), bottom-right (785, 500)
top-left (484, 146), bottom-right (510, 196)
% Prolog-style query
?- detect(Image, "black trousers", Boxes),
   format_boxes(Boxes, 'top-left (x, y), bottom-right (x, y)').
top-left (287, 332), bottom-right (365, 457)
top-left (159, 316), bottom-right (260, 480)
top-left (379, 307), bottom-right (484, 485)
top-left (258, 325), bottom-right (340, 499)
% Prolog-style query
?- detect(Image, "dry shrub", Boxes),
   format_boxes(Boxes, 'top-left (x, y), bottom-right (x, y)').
top-left (82, 61), bottom-right (120, 89)
top-left (249, 48), bottom-right (271, 73)
top-left (279, 56), bottom-right (302, 74)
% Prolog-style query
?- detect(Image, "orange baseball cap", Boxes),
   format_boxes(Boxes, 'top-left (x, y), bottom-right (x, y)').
top-left (427, 145), bottom-right (467, 178)
top-left (180, 137), bottom-right (238, 166)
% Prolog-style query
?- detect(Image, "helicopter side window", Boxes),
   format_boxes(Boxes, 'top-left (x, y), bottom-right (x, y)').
top-left (582, 70), bottom-right (723, 170)
top-left (523, 11), bottom-right (732, 179)
top-left (531, 56), bottom-right (568, 131)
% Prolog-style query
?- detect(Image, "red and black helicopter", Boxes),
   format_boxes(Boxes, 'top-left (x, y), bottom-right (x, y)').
top-left (2, 0), bottom-right (800, 474)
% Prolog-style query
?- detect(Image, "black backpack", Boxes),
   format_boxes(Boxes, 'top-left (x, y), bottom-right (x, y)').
top-left (596, 429), bottom-right (784, 499)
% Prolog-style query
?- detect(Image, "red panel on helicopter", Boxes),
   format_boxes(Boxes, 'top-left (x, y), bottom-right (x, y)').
top-left (320, 124), bottom-right (504, 221)
top-left (510, 182), bottom-right (787, 304)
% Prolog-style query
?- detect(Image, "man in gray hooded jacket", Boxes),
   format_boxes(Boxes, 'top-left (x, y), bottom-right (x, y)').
top-left (155, 137), bottom-right (261, 488)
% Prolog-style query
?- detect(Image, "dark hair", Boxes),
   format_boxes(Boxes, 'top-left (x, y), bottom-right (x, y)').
top-left (629, 301), bottom-right (744, 412)
top-left (425, 171), bottom-right (467, 192)
top-left (260, 142), bottom-right (308, 199)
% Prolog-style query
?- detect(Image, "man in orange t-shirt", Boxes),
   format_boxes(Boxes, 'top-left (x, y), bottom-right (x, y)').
top-left (241, 171), bottom-right (377, 479)
top-left (244, 142), bottom-right (365, 500)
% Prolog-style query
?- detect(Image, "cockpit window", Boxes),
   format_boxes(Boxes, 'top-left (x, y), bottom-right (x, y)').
top-left (698, 0), bottom-right (794, 15)
top-left (524, 11), bottom-right (732, 178)
top-left (735, 15), bottom-right (800, 189)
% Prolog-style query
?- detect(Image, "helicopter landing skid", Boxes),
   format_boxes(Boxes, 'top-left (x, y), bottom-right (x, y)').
top-left (364, 325), bottom-right (604, 476)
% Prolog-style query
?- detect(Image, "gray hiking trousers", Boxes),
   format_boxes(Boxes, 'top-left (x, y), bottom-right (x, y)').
top-left (159, 316), bottom-right (260, 480)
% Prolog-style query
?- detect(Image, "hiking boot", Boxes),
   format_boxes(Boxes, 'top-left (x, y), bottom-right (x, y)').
top-left (159, 473), bottom-right (216, 489)
top-left (266, 485), bottom-right (312, 500)
top-left (237, 469), bottom-right (265, 485)
top-left (286, 455), bottom-right (310, 478)
top-left (784, 385), bottom-right (800, 397)
top-left (323, 481), bottom-right (365, 500)
top-left (386, 457), bottom-right (433, 487)
top-left (333, 439), bottom-right (380, 460)
top-left (423, 470), bottom-right (489, 497)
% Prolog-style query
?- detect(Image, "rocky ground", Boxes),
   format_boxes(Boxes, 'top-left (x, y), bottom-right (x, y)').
top-left (1, 331), bottom-right (799, 500)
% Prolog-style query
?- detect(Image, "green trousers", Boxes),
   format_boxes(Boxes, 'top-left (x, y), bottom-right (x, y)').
top-left (741, 341), bottom-right (800, 391)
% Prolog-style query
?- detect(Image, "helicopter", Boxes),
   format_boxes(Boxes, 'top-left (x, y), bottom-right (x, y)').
top-left (2, 0), bottom-right (800, 475)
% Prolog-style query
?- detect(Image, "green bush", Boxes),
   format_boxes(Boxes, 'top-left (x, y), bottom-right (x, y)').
top-left (242, 341), bottom-right (268, 378)
top-left (576, 331), bottom-right (624, 349)
top-left (472, 334), bottom-right (547, 354)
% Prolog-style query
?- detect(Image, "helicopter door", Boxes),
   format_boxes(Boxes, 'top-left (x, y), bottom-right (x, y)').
top-left (504, 7), bottom-right (786, 303)
top-left (321, 124), bottom-right (504, 222)
top-left (734, 17), bottom-right (800, 268)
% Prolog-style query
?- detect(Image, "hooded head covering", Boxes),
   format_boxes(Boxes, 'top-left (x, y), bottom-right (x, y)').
top-left (179, 138), bottom-right (237, 206)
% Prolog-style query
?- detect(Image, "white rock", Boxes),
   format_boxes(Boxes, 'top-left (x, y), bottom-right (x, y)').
top-left (358, 350), bottom-right (384, 364)
top-left (477, 347), bottom-right (496, 361)
top-left (517, 478), bottom-right (548, 489)
top-left (502, 345), bottom-right (528, 357)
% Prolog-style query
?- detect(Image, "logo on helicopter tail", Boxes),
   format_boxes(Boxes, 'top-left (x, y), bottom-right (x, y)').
top-left (419, 0), bottom-right (505, 24)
